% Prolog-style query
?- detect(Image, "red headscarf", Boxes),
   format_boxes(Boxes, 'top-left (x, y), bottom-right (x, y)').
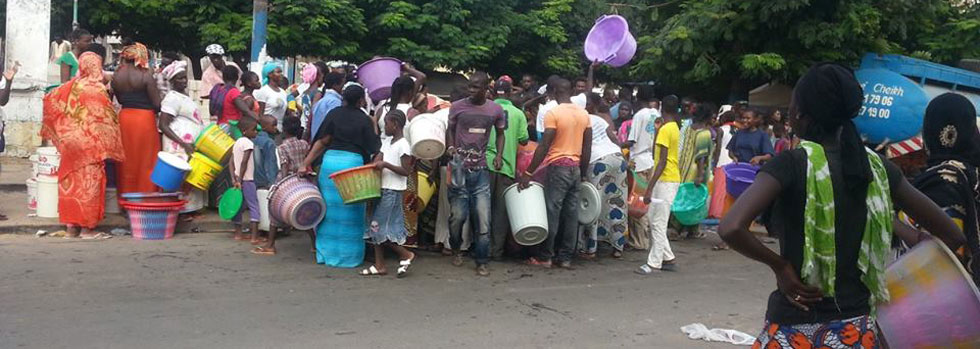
top-left (120, 42), bottom-right (150, 69)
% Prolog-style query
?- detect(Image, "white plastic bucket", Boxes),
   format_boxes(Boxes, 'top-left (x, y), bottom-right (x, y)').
top-left (257, 189), bottom-right (271, 232)
top-left (578, 181), bottom-right (601, 224)
top-left (35, 147), bottom-right (61, 176)
top-left (29, 155), bottom-right (39, 177)
top-left (407, 113), bottom-right (446, 160)
top-left (503, 182), bottom-right (549, 246)
top-left (36, 174), bottom-right (59, 218)
top-left (105, 187), bottom-right (120, 214)
top-left (26, 178), bottom-right (37, 211)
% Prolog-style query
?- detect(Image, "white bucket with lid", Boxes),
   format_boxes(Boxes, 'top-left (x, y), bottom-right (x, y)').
top-left (35, 147), bottom-right (61, 176)
top-left (503, 182), bottom-right (549, 246)
top-left (36, 174), bottom-right (59, 218)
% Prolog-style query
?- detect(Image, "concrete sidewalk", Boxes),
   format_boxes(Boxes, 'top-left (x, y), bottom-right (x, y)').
top-left (0, 156), bottom-right (229, 234)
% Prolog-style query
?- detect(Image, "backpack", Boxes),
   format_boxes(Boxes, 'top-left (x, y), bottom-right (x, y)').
top-left (208, 84), bottom-right (233, 117)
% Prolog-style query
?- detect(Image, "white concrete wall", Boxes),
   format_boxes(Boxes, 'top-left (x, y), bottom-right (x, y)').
top-left (3, 0), bottom-right (52, 157)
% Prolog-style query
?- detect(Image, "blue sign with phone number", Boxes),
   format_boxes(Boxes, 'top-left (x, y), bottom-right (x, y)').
top-left (853, 68), bottom-right (930, 144)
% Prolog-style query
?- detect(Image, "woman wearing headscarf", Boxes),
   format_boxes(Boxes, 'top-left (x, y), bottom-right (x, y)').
top-left (299, 85), bottom-right (381, 267)
top-left (158, 60), bottom-right (207, 213)
top-left (672, 102), bottom-right (716, 240)
top-left (298, 62), bottom-right (326, 137)
top-left (111, 42), bottom-right (162, 196)
top-left (719, 63), bottom-right (964, 348)
top-left (905, 93), bottom-right (980, 286)
top-left (42, 52), bottom-right (125, 238)
top-left (255, 62), bottom-right (289, 130)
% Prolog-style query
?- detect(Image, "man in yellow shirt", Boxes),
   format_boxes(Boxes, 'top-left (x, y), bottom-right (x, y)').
top-left (637, 95), bottom-right (682, 274)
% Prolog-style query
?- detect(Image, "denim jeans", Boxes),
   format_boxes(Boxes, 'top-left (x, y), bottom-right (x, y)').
top-left (541, 165), bottom-right (581, 263)
top-left (448, 168), bottom-right (492, 265)
top-left (489, 172), bottom-right (515, 258)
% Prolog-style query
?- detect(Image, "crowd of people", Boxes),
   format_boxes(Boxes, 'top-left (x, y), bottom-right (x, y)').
top-left (32, 28), bottom-right (980, 348)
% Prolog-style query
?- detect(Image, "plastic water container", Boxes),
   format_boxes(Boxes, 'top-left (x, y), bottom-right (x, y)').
top-left (503, 182), bottom-right (549, 246)
top-left (151, 152), bottom-right (192, 192)
top-left (723, 163), bottom-right (759, 198)
top-left (257, 189), bottom-right (271, 232)
top-left (35, 147), bottom-right (60, 176)
top-left (357, 57), bottom-right (402, 102)
top-left (584, 15), bottom-right (637, 68)
top-left (406, 113), bottom-right (446, 160)
top-left (36, 174), bottom-right (59, 218)
top-left (26, 178), bottom-right (37, 211)
top-left (671, 183), bottom-right (709, 226)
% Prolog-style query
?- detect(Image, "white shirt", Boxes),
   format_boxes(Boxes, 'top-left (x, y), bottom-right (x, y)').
top-left (535, 100), bottom-right (558, 134)
top-left (159, 91), bottom-right (205, 160)
top-left (628, 107), bottom-right (660, 172)
top-left (255, 85), bottom-right (289, 126)
top-left (535, 94), bottom-right (587, 134)
top-left (716, 124), bottom-right (736, 168)
top-left (589, 115), bottom-right (620, 164)
top-left (378, 102), bottom-right (412, 142)
top-left (380, 137), bottom-right (411, 190)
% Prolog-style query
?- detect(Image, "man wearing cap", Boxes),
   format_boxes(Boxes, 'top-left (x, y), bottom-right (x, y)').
top-left (486, 77), bottom-right (529, 259)
top-left (200, 44), bottom-right (241, 100)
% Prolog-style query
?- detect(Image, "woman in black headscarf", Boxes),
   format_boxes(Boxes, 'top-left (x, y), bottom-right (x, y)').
top-left (719, 63), bottom-right (963, 348)
top-left (906, 93), bottom-right (980, 286)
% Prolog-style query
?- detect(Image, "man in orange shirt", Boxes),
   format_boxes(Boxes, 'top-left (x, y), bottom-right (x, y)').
top-left (518, 79), bottom-right (592, 269)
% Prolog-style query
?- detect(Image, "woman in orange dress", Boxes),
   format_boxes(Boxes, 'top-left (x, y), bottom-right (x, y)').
top-left (111, 42), bottom-right (161, 195)
top-left (42, 52), bottom-right (125, 238)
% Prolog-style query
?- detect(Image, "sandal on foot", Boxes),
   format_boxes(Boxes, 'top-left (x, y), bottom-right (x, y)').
top-left (612, 250), bottom-right (623, 259)
top-left (578, 252), bottom-right (597, 261)
top-left (525, 257), bottom-right (552, 268)
top-left (634, 264), bottom-right (660, 275)
top-left (251, 246), bottom-right (276, 255)
top-left (397, 255), bottom-right (416, 278)
top-left (712, 243), bottom-right (730, 251)
top-left (451, 254), bottom-right (464, 267)
top-left (359, 265), bottom-right (387, 276)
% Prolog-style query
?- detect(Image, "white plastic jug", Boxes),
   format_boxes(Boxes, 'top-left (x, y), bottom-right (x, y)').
top-left (36, 174), bottom-right (59, 218)
top-left (503, 182), bottom-right (548, 246)
top-left (257, 189), bottom-right (271, 232)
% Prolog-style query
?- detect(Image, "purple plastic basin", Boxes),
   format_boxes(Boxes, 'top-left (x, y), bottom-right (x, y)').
top-left (723, 163), bottom-right (760, 198)
top-left (356, 57), bottom-right (402, 102)
top-left (584, 15), bottom-right (637, 68)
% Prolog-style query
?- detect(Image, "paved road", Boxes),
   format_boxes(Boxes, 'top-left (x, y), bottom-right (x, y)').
top-left (0, 232), bottom-right (774, 348)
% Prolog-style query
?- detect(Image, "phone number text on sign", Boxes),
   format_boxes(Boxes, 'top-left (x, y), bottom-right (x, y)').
top-left (859, 83), bottom-right (904, 119)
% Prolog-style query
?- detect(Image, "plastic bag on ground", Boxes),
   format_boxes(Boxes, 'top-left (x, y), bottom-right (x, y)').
top-left (680, 323), bottom-right (755, 346)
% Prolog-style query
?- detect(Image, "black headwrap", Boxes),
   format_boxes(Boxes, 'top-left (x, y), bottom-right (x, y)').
top-left (923, 93), bottom-right (980, 167)
top-left (793, 63), bottom-right (870, 190)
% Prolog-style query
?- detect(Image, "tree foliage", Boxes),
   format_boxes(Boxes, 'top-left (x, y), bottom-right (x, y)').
top-left (3, 0), bottom-right (976, 99)
top-left (630, 0), bottom-right (980, 100)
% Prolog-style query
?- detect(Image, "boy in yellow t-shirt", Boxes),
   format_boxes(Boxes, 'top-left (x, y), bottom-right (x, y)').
top-left (637, 95), bottom-right (682, 275)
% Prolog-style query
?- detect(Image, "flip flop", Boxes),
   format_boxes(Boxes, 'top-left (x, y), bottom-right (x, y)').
top-left (397, 254), bottom-right (416, 278)
top-left (251, 246), bottom-right (276, 256)
top-left (80, 232), bottom-right (112, 240)
top-left (359, 265), bottom-right (387, 276)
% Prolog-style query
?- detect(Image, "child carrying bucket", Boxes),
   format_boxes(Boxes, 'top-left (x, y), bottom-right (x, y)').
top-left (229, 117), bottom-right (262, 243)
top-left (360, 109), bottom-right (416, 277)
top-left (255, 116), bottom-right (312, 255)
